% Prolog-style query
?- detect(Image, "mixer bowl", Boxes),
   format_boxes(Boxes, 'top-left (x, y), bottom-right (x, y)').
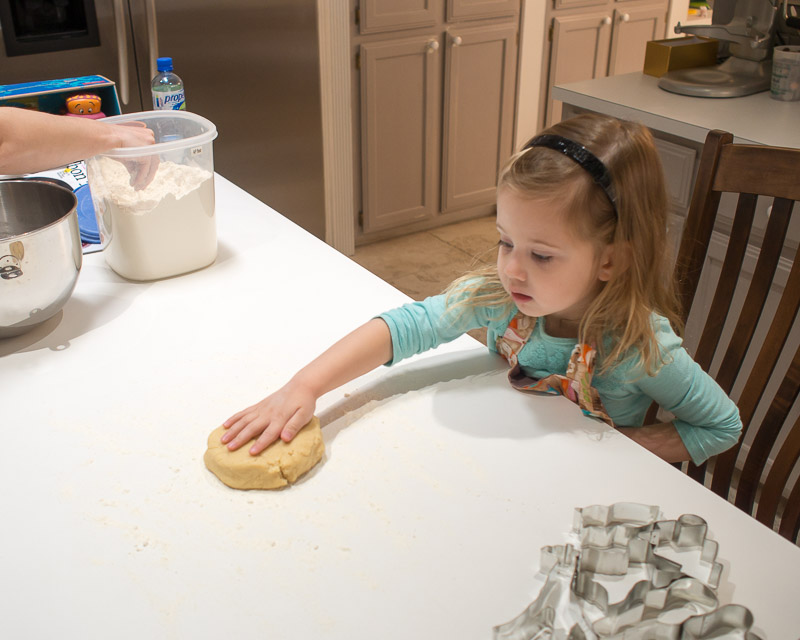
top-left (0, 180), bottom-right (81, 338)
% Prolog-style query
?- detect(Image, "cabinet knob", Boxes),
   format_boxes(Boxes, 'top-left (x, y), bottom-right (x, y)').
top-left (426, 40), bottom-right (439, 53)
top-left (452, 35), bottom-right (463, 46)
top-left (601, 16), bottom-right (612, 25)
top-left (620, 13), bottom-right (631, 22)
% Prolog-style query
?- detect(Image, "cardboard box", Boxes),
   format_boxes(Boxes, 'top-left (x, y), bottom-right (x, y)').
top-left (643, 36), bottom-right (719, 77)
top-left (0, 75), bottom-right (120, 117)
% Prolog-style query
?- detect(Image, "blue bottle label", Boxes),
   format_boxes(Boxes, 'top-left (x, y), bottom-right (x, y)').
top-left (153, 88), bottom-right (186, 111)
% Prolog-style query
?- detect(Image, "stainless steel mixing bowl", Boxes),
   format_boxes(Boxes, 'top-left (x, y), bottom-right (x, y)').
top-left (0, 180), bottom-right (81, 338)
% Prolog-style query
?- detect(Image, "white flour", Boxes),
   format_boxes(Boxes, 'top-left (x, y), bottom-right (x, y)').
top-left (89, 157), bottom-right (216, 280)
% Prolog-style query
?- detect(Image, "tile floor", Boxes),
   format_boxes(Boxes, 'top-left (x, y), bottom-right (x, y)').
top-left (352, 214), bottom-right (498, 343)
top-left (352, 215), bottom-right (498, 301)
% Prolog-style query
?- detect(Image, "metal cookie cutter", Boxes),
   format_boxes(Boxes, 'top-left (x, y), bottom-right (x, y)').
top-left (493, 544), bottom-right (590, 640)
top-left (493, 503), bottom-right (762, 640)
top-left (574, 506), bottom-right (724, 589)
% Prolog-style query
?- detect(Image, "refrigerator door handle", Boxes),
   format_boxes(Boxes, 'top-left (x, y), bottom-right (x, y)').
top-left (112, 0), bottom-right (130, 105)
top-left (145, 0), bottom-right (159, 81)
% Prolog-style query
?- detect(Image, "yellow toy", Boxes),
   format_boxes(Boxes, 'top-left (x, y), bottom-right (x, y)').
top-left (65, 94), bottom-right (106, 119)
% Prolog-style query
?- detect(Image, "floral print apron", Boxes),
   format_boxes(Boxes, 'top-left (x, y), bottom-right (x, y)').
top-left (495, 311), bottom-right (614, 426)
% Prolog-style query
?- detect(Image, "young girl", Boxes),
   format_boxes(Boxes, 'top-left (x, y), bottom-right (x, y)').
top-left (221, 113), bottom-right (741, 465)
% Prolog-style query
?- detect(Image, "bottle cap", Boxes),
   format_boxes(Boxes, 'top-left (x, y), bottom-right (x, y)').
top-left (156, 57), bottom-right (173, 72)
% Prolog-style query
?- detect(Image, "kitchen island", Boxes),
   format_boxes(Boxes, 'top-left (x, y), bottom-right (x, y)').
top-left (552, 71), bottom-right (800, 148)
top-left (1, 175), bottom-right (799, 638)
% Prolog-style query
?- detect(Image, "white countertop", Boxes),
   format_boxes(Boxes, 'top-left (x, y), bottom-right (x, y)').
top-left (553, 72), bottom-right (800, 147)
top-left (2, 175), bottom-right (799, 638)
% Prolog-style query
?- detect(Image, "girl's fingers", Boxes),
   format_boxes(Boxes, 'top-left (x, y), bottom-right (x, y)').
top-left (223, 405), bottom-right (253, 428)
top-left (222, 405), bottom-right (256, 433)
top-left (224, 415), bottom-right (268, 451)
top-left (220, 413), bottom-right (250, 443)
top-left (220, 391), bottom-right (311, 454)
top-left (280, 409), bottom-right (312, 442)
top-left (249, 423), bottom-right (284, 456)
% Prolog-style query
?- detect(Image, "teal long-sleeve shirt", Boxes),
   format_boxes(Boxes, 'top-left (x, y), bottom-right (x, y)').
top-left (379, 292), bottom-right (741, 465)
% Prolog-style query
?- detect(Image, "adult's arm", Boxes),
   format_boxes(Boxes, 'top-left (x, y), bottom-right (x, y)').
top-left (0, 107), bottom-right (154, 175)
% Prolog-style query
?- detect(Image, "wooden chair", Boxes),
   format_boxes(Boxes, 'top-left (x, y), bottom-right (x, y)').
top-left (672, 129), bottom-right (800, 543)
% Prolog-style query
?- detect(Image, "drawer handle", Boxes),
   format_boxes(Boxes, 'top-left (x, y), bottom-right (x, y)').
top-left (452, 35), bottom-right (463, 46)
top-left (602, 16), bottom-right (612, 25)
top-left (620, 13), bottom-right (631, 22)
top-left (426, 40), bottom-right (440, 53)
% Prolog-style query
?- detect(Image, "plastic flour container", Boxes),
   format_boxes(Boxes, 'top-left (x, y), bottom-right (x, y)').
top-left (86, 111), bottom-right (218, 281)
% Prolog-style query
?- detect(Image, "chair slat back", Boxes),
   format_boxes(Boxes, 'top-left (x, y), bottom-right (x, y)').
top-left (691, 193), bottom-right (757, 372)
top-left (713, 145), bottom-right (800, 200)
top-left (672, 130), bottom-right (800, 543)
top-left (714, 196), bottom-right (792, 394)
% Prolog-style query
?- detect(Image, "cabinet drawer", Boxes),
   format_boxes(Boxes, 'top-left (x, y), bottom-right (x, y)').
top-left (553, 0), bottom-right (608, 10)
top-left (359, 0), bottom-right (437, 35)
top-left (447, 0), bottom-right (519, 21)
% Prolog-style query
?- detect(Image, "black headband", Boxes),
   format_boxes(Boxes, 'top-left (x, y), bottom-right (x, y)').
top-left (524, 134), bottom-right (617, 216)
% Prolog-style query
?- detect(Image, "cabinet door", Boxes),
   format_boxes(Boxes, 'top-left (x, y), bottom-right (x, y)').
top-left (359, 0), bottom-right (437, 34)
top-left (442, 24), bottom-right (518, 213)
top-left (608, 3), bottom-right (666, 76)
top-left (360, 36), bottom-right (442, 233)
top-left (546, 12), bottom-right (612, 125)
top-left (447, 0), bottom-right (519, 21)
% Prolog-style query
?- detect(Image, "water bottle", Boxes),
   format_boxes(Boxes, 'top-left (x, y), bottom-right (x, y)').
top-left (151, 57), bottom-right (186, 111)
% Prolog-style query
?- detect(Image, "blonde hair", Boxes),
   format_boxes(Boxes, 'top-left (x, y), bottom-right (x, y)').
top-left (447, 113), bottom-right (682, 375)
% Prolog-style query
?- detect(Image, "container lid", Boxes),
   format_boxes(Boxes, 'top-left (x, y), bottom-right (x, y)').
top-left (97, 111), bottom-right (217, 158)
top-left (75, 184), bottom-right (100, 244)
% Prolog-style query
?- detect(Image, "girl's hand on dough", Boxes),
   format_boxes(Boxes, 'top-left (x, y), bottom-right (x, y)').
top-left (221, 381), bottom-right (317, 456)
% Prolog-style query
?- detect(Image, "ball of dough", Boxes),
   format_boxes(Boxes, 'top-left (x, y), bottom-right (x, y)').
top-left (204, 417), bottom-right (324, 490)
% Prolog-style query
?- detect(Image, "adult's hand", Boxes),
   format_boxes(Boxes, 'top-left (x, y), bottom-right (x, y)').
top-left (112, 121), bottom-right (156, 148)
top-left (113, 121), bottom-right (159, 190)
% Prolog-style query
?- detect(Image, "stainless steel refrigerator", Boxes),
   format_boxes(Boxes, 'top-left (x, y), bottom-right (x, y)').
top-left (0, 0), bottom-right (326, 238)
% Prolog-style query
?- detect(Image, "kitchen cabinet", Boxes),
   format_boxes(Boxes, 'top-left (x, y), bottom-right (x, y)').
top-left (358, 0), bottom-right (437, 34)
top-left (359, 35), bottom-right (442, 231)
top-left (542, 0), bottom-right (667, 126)
top-left (548, 12), bottom-right (612, 119)
top-left (358, 0), bottom-right (519, 32)
top-left (442, 24), bottom-right (518, 213)
top-left (608, 3), bottom-right (667, 75)
top-left (353, 0), bottom-right (519, 237)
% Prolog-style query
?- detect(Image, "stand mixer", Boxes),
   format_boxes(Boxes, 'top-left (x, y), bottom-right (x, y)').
top-left (659, 0), bottom-right (800, 97)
